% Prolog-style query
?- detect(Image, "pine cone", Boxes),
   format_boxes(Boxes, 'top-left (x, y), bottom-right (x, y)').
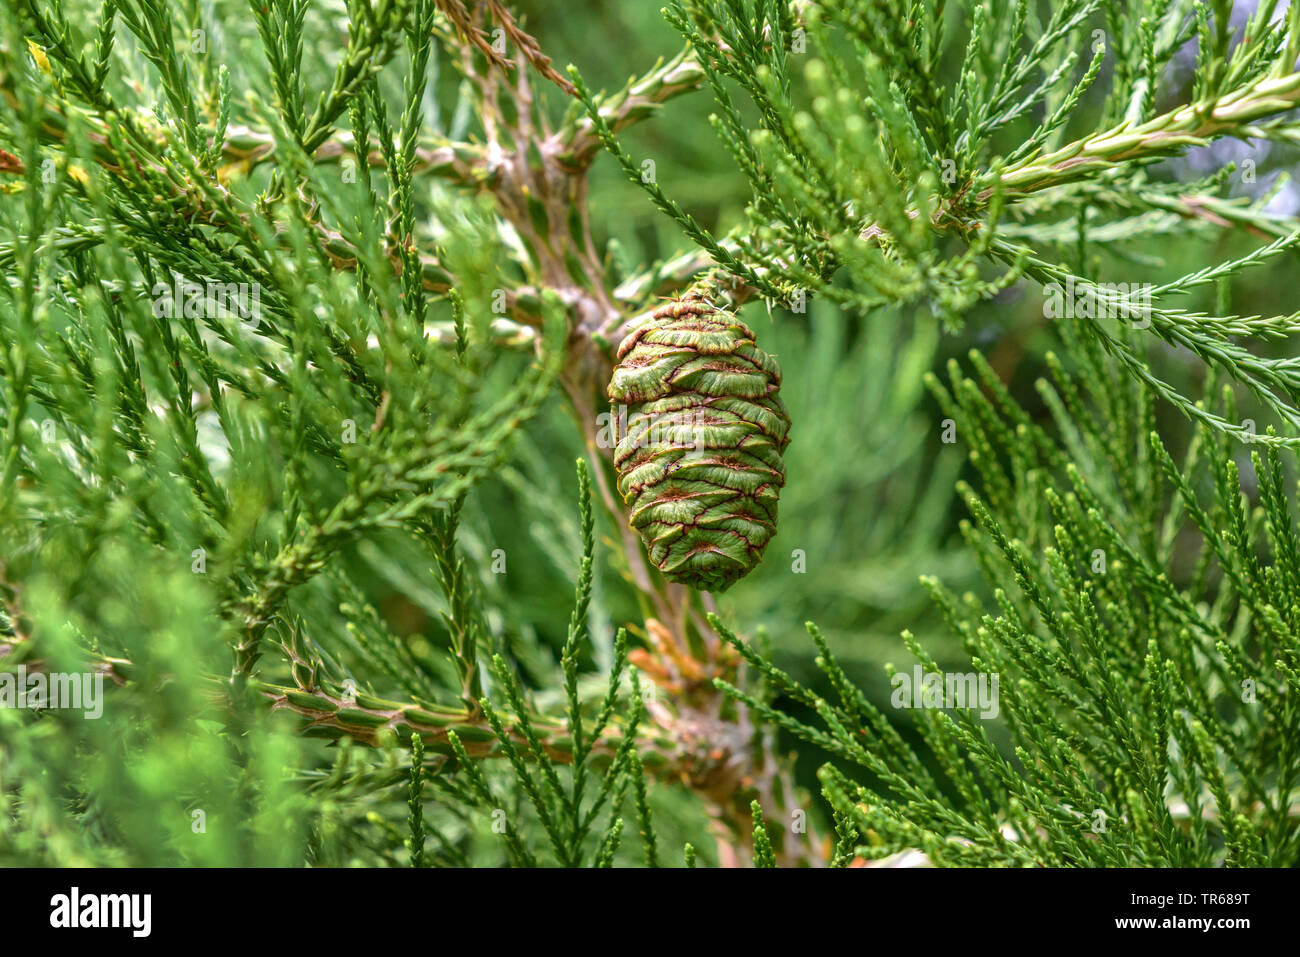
top-left (607, 289), bottom-right (791, 592)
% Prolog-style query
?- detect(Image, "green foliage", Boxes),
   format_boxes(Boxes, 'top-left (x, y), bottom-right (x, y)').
top-left (599, 0), bottom-right (1300, 446)
top-left (717, 320), bottom-right (1300, 865)
top-left (3, 0), bottom-right (1300, 869)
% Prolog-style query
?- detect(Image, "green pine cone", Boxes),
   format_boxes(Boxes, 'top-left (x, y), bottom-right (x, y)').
top-left (606, 289), bottom-right (791, 592)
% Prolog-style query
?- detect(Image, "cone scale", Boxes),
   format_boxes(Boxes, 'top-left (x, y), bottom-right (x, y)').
top-left (607, 289), bottom-right (791, 592)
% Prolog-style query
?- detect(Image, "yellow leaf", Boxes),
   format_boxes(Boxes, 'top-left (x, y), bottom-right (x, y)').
top-left (216, 160), bottom-right (249, 185)
top-left (26, 40), bottom-right (51, 75)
